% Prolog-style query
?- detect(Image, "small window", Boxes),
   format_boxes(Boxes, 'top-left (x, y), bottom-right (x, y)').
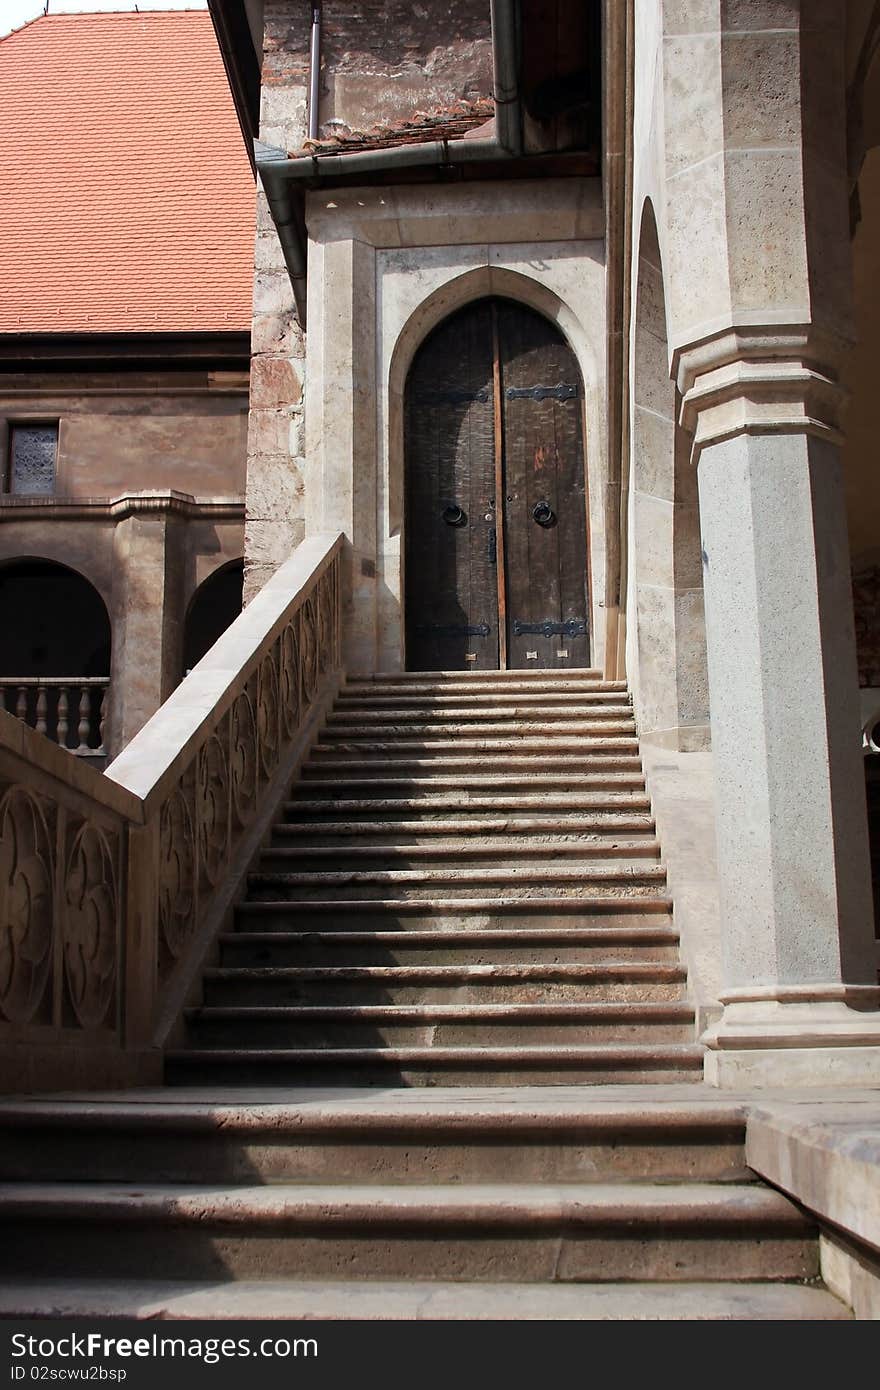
top-left (7, 424), bottom-right (58, 495)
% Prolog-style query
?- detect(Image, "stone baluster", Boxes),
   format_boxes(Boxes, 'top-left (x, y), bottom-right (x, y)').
top-left (15, 687), bottom-right (27, 722)
top-left (56, 687), bottom-right (69, 748)
top-left (76, 687), bottom-right (92, 753)
top-left (98, 686), bottom-right (108, 754)
top-left (35, 685), bottom-right (47, 737)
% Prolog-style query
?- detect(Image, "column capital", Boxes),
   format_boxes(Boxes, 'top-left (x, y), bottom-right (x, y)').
top-left (673, 325), bottom-right (850, 458)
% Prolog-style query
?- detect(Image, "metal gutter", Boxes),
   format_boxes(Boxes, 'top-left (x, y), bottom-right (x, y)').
top-left (256, 0), bottom-right (523, 322)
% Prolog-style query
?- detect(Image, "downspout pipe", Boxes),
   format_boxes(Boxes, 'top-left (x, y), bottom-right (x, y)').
top-left (308, 2), bottom-right (322, 143)
top-left (255, 0), bottom-right (522, 318)
top-left (490, 0), bottom-right (522, 156)
top-left (255, 141), bottom-right (309, 323)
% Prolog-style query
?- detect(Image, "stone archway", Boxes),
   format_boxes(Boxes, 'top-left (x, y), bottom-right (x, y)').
top-left (0, 557), bottom-right (112, 751)
top-left (627, 200), bottom-right (708, 750)
top-left (183, 559), bottom-right (244, 676)
top-left (385, 264), bottom-right (606, 673)
top-left (402, 296), bottom-right (591, 672)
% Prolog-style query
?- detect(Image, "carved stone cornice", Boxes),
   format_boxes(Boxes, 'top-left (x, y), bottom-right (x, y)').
top-left (673, 325), bottom-right (850, 457)
top-left (0, 491), bottom-right (245, 524)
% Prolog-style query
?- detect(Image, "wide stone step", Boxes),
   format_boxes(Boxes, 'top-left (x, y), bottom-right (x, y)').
top-left (323, 717), bottom-right (639, 739)
top-left (325, 708), bottom-right (635, 726)
top-left (258, 839), bottom-right (661, 872)
top-left (319, 721), bottom-right (637, 740)
top-left (280, 793), bottom-right (653, 820)
top-left (247, 880), bottom-right (666, 907)
top-left (292, 773), bottom-right (647, 796)
top-left (0, 1088), bottom-right (751, 1183)
top-left (184, 1000), bottom-right (695, 1047)
top-left (0, 1182), bottom-right (814, 1282)
top-left (165, 1043), bottom-right (705, 1085)
top-left (234, 899), bottom-right (676, 933)
top-left (303, 754), bottom-right (644, 775)
top-left (346, 668), bottom-right (609, 685)
top-left (247, 865), bottom-right (667, 904)
top-left (0, 1278), bottom-right (848, 1320)
top-left (336, 690), bottom-right (632, 708)
top-left (270, 814), bottom-right (657, 846)
top-left (202, 963), bottom-right (688, 1007)
top-left (0, 1092), bottom-right (749, 1186)
top-left (220, 926), bottom-right (682, 967)
top-left (310, 737), bottom-right (641, 756)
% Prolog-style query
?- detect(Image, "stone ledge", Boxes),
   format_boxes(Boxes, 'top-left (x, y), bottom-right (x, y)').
top-left (746, 1102), bottom-right (880, 1257)
top-left (0, 491), bottom-right (245, 522)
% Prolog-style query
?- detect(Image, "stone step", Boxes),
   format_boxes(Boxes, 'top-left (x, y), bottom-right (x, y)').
top-left (165, 1042), bottom-right (705, 1087)
top-left (291, 773), bottom-right (647, 795)
top-left (346, 668), bottom-right (609, 684)
top-left (183, 1001), bottom-right (695, 1047)
top-left (303, 754), bottom-right (645, 775)
top-left (258, 839), bottom-right (662, 872)
top-left (202, 963), bottom-right (688, 1007)
top-left (0, 1182), bottom-right (815, 1283)
top-left (234, 898), bottom-right (675, 932)
top-left (220, 926), bottom-right (682, 967)
top-left (280, 794), bottom-right (653, 819)
top-left (336, 690), bottom-right (633, 708)
top-left (319, 721), bottom-right (637, 740)
top-left (0, 1093), bottom-right (750, 1186)
top-left (270, 814), bottom-right (657, 845)
top-left (310, 737), bottom-right (641, 756)
top-left (247, 865), bottom-right (667, 903)
top-left (319, 717), bottom-right (633, 739)
top-left (0, 1279), bottom-right (848, 1320)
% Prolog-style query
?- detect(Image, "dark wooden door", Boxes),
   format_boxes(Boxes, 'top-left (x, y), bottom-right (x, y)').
top-left (404, 299), bottom-right (589, 671)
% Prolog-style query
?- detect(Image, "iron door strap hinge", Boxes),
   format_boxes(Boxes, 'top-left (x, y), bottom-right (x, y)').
top-left (512, 619), bottom-right (588, 638)
top-left (415, 623), bottom-right (492, 638)
top-left (506, 384), bottom-right (578, 401)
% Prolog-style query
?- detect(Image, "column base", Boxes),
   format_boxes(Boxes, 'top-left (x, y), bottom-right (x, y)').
top-left (702, 997), bottom-right (880, 1089)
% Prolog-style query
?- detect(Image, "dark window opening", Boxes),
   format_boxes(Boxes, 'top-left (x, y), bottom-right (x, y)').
top-left (183, 561), bottom-right (244, 675)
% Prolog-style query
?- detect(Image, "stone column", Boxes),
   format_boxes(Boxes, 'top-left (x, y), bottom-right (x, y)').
top-left (679, 334), bottom-right (880, 1086)
top-left (108, 503), bottom-right (185, 756)
top-left (305, 234), bottom-right (378, 672)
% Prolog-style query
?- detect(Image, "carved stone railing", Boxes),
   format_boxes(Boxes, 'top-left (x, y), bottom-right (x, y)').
top-left (0, 534), bottom-right (344, 1091)
top-left (0, 677), bottom-right (108, 756)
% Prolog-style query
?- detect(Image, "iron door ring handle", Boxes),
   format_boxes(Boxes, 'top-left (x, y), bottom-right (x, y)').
top-left (532, 501), bottom-right (556, 528)
top-left (442, 504), bottom-right (467, 527)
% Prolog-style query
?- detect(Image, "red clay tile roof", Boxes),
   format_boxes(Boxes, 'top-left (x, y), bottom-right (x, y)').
top-left (296, 99), bottom-right (495, 157)
top-left (0, 10), bottom-right (254, 335)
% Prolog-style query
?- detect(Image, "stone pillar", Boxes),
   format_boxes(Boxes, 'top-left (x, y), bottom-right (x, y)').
top-left (304, 234), bottom-right (378, 672)
top-left (244, 1), bottom-right (309, 602)
top-left (108, 506), bottom-right (185, 756)
top-left (679, 336), bottom-right (880, 1086)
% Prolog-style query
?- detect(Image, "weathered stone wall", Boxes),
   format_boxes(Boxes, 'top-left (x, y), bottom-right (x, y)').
top-left (0, 373), bottom-right (248, 498)
top-left (262, 0), bottom-right (491, 147)
top-left (245, 0), bottom-right (493, 602)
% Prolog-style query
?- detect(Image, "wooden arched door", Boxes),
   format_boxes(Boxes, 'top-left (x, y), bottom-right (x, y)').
top-left (404, 297), bottom-right (590, 671)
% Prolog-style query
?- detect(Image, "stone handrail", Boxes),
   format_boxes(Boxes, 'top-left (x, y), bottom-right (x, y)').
top-left (0, 677), bottom-right (108, 755)
top-left (0, 533), bottom-right (344, 1091)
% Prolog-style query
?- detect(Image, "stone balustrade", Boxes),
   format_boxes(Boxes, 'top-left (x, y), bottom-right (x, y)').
top-left (0, 677), bottom-right (108, 755)
top-left (0, 533), bottom-right (344, 1091)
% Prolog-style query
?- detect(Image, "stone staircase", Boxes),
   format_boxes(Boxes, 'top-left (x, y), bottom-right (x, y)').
top-left (168, 667), bottom-right (703, 1086)
top-left (0, 671), bottom-right (850, 1318)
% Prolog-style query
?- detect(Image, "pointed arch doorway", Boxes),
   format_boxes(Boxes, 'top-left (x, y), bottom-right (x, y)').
top-left (404, 297), bottom-right (590, 671)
